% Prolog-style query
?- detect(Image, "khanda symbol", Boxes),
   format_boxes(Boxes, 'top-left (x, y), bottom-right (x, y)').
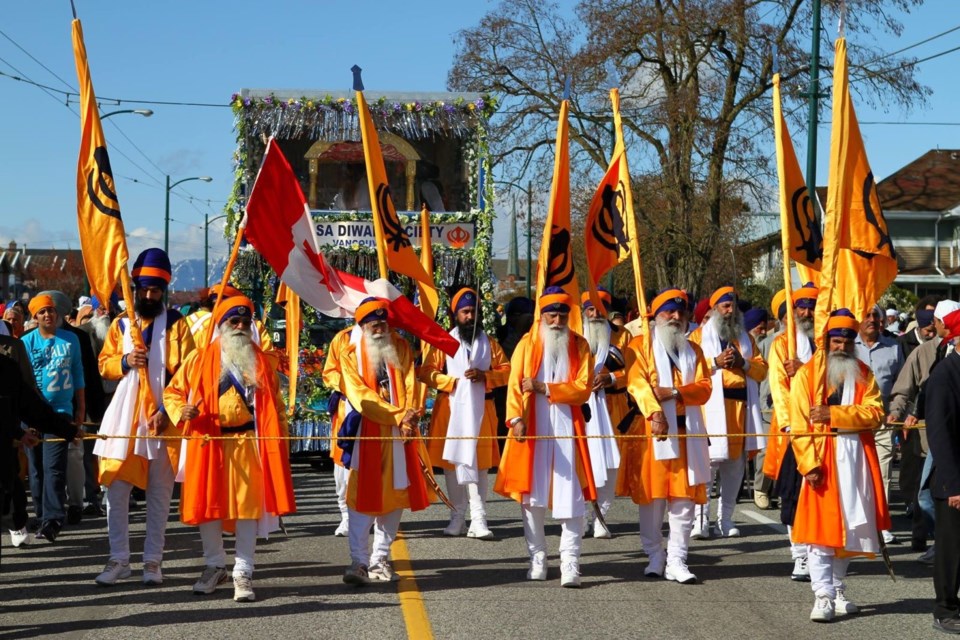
top-left (862, 172), bottom-right (896, 259)
top-left (375, 183), bottom-right (413, 252)
top-left (593, 181), bottom-right (630, 255)
top-left (546, 226), bottom-right (574, 287)
top-left (789, 185), bottom-right (822, 265)
top-left (87, 146), bottom-right (121, 219)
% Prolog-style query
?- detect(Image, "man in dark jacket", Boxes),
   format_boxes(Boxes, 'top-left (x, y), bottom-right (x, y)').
top-left (898, 295), bottom-right (941, 360)
top-left (925, 308), bottom-right (960, 634)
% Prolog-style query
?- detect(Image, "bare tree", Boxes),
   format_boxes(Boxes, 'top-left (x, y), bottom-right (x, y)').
top-left (450, 0), bottom-right (928, 293)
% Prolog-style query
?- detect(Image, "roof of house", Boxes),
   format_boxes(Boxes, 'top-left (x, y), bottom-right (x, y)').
top-left (876, 149), bottom-right (960, 212)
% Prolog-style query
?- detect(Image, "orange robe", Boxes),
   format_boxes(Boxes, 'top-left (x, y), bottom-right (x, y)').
top-left (616, 334), bottom-right (713, 504)
top-left (494, 331), bottom-right (598, 504)
top-left (164, 343), bottom-right (295, 528)
top-left (321, 327), bottom-right (354, 466)
top-left (97, 312), bottom-right (195, 489)
top-left (789, 355), bottom-right (891, 555)
top-left (604, 325), bottom-right (633, 447)
top-left (761, 331), bottom-right (812, 480)
top-left (688, 326), bottom-right (768, 460)
top-left (418, 336), bottom-right (510, 472)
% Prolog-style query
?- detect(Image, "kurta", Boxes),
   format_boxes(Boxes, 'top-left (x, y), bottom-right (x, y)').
top-left (341, 332), bottom-right (435, 516)
top-left (418, 336), bottom-right (510, 472)
top-left (604, 324), bottom-right (634, 446)
top-left (164, 343), bottom-right (295, 529)
top-left (688, 325), bottom-right (768, 460)
top-left (617, 334), bottom-right (713, 504)
top-left (97, 311), bottom-right (195, 489)
top-left (789, 354), bottom-right (891, 555)
top-left (494, 331), bottom-right (598, 513)
top-left (321, 327), bottom-right (354, 466)
top-left (762, 331), bottom-right (815, 481)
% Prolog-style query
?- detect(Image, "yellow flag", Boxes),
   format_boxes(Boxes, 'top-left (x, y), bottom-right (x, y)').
top-left (584, 88), bottom-right (646, 319)
top-left (72, 18), bottom-right (131, 311)
top-left (534, 99), bottom-right (581, 334)
top-left (356, 89), bottom-right (437, 306)
top-left (275, 282), bottom-right (301, 413)
top-left (417, 205), bottom-right (439, 322)
top-left (816, 38), bottom-right (899, 342)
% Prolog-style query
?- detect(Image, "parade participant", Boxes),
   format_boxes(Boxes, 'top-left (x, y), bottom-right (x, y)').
top-left (339, 298), bottom-right (435, 586)
top-left (187, 284), bottom-right (278, 367)
top-left (745, 308), bottom-right (769, 344)
top-left (790, 309), bottom-right (889, 623)
top-left (495, 286), bottom-right (596, 588)
top-left (925, 308), bottom-right (960, 634)
top-left (22, 294), bottom-right (85, 543)
top-left (164, 294), bottom-right (295, 602)
top-left (618, 288), bottom-right (712, 583)
top-left (322, 324), bottom-right (356, 537)
top-left (420, 288), bottom-right (510, 540)
top-left (93, 248), bottom-right (195, 587)
top-left (688, 287), bottom-right (767, 538)
top-left (762, 283), bottom-right (818, 581)
top-left (580, 289), bottom-right (623, 538)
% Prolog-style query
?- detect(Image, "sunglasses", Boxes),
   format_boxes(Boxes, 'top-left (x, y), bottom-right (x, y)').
top-left (227, 316), bottom-right (252, 328)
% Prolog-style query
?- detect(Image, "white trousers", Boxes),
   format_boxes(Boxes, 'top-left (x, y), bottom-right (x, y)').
top-left (105, 451), bottom-right (175, 564)
top-left (334, 463), bottom-right (349, 522)
top-left (695, 452), bottom-right (746, 528)
top-left (66, 441), bottom-right (85, 508)
top-left (200, 519), bottom-right (257, 577)
top-left (347, 508), bottom-right (402, 566)
top-left (444, 469), bottom-right (490, 521)
top-left (787, 525), bottom-right (808, 560)
top-left (807, 544), bottom-right (850, 598)
top-left (638, 499), bottom-right (694, 565)
top-left (521, 504), bottom-right (582, 562)
top-left (595, 467), bottom-right (618, 518)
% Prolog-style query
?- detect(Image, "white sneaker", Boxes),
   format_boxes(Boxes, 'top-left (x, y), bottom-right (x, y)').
top-left (343, 561), bottom-right (370, 586)
top-left (9, 528), bottom-right (34, 548)
top-left (644, 552), bottom-right (665, 578)
top-left (527, 551), bottom-right (547, 581)
top-left (719, 521), bottom-right (741, 538)
top-left (443, 514), bottom-right (467, 537)
top-left (233, 573), bottom-right (256, 602)
top-left (95, 560), bottom-right (132, 586)
top-left (142, 561), bottom-right (163, 586)
top-left (881, 530), bottom-right (897, 545)
top-left (834, 588), bottom-right (859, 615)
top-left (791, 556), bottom-right (811, 582)
top-left (810, 594), bottom-right (835, 622)
top-left (665, 561), bottom-right (697, 585)
top-left (334, 518), bottom-right (349, 537)
top-left (691, 521), bottom-right (711, 540)
top-left (560, 560), bottom-right (581, 588)
top-left (467, 519), bottom-right (495, 540)
top-left (193, 566), bottom-right (229, 594)
top-left (368, 560), bottom-right (400, 582)
top-left (593, 519), bottom-right (612, 539)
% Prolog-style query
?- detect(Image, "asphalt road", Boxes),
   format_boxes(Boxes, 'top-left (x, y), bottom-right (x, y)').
top-left (0, 461), bottom-right (941, 639)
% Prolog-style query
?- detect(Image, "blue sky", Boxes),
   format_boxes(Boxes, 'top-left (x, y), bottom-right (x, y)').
top-left (1, 0), bottom-right (958, 266)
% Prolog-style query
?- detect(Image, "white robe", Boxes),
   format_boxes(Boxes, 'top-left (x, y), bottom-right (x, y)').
top-left (584, 322), bottom-right (620, 488)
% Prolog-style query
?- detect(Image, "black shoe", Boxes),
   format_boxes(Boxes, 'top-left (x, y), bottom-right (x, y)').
top-left (37, 520), bottom-right (62, 543)
top-left (912, 538), bottom-right (929, 552)
top-left (82, 501), bottom-right (105, 517)
top-left (26, 519), bottom-right (42, 535)
top-left (67, 506), bottom-right (83, 525)
top-left (933, 616), bottom-right (960, 634)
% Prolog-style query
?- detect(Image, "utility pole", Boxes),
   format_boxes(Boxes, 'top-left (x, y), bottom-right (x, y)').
top-left (805, 0), bottom-right (823, 214)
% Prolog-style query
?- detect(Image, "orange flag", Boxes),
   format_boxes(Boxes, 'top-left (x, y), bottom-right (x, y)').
top-left (275, 282), bottom-right (301, 414)
top-left (534, 98), bottom-right (581, 334)
top-left (417, 205), bottom-right (439, 322)
top-left (72, 17), bottom-right (133, 315)
top-left (815, 38), bottom-right (898, 343)
top-left (584, 88), bottom-right (646, 319)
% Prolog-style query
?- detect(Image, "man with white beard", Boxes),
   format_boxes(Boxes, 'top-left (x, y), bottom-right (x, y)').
top-left (420, 288), bottom-right (510, 539)
top-left (165, 294), bottom-right (295, 602)
top-left (761, 283), bottom-right (818, 581)
top-left (338, 298), bottom-right (435, 586)
top-left (495, 286), bottom-right (596, 588)
top-left (688, 287), bottom-right (767, 538)
top-left (789, 308), bottom-right (888, 623)
top-left (617, 289), bottom-right (712, 583)
top-left (580, 290), bottom-right (622, 538)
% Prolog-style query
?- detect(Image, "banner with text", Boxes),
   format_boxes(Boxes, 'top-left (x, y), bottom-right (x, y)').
top-left (312, 214), bottom-right (476, 250)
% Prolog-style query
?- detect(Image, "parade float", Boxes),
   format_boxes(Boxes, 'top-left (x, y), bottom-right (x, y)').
top-left (226, 88), bottom-right (498, 455)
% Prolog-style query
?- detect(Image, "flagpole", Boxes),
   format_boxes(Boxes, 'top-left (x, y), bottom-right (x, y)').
top-left (353, 66), bottom-right (389, 281)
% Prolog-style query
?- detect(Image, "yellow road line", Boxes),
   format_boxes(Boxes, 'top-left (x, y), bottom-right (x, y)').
top-left (392, 531), bottom-right (434, 640)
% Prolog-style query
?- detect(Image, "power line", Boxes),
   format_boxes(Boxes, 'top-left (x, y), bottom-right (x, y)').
top-left (860, 23), bottom-right (960, 68)
top-left (0, 27), bottom-right (77, 92)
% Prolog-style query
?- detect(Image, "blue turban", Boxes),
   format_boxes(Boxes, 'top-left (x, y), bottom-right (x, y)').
top-left (131, 248), bottom-right (172, 290)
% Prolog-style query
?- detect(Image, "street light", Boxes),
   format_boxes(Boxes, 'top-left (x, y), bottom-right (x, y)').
top-left (164, 175), bottom-right (213, 256)
top-left (498, 180), bottom-right (534, 297)
top-left (101, 108), bottom-right (154, 120)
top-left (204, 213), bottom-right (229, 287)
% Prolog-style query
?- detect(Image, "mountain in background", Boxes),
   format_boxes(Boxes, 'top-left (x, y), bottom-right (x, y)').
top-left (170, 256), bottom-right (227, 292)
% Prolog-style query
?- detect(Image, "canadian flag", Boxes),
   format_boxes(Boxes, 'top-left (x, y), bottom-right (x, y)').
top-left (244, 138), bottom-right (459, 357)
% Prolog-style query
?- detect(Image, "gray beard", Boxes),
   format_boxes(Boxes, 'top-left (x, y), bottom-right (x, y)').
top-left (221, 327), bottom-right (259, 386)
top-left (654, 318), bottom-right (687, 356)
top-left (363, 330), bottom-right (400, 372)
top-left (797, 316), bottom-right (814, 339)
top-left (711, 309), bottom-right (744, 344)
top-left (826, 351), bottom-right (862, 391)
top-left (91, 315), bottom-right (111, 342)
top-left (583, 318), bottom-right (609, 354)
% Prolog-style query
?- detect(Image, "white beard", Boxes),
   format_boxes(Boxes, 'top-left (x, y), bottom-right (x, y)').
top-left (654, 318), bottom-right (687, 355)
top-left (583, 318), bottom-right (609, 354)
top-left (540, 319), bottom-right (570, 374)
top-left (826, 351), bottom-right (862, 391)
top-left (91, 315), bottom-right (111, 342)
top-left (221, 327), bottom-right (259, 386)
top-left (363, 328), bottom-right (400, 372)
top-left (710, 308), bottom-right (745, 344)
top-left (797, 316), bottom-right (815, 339)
